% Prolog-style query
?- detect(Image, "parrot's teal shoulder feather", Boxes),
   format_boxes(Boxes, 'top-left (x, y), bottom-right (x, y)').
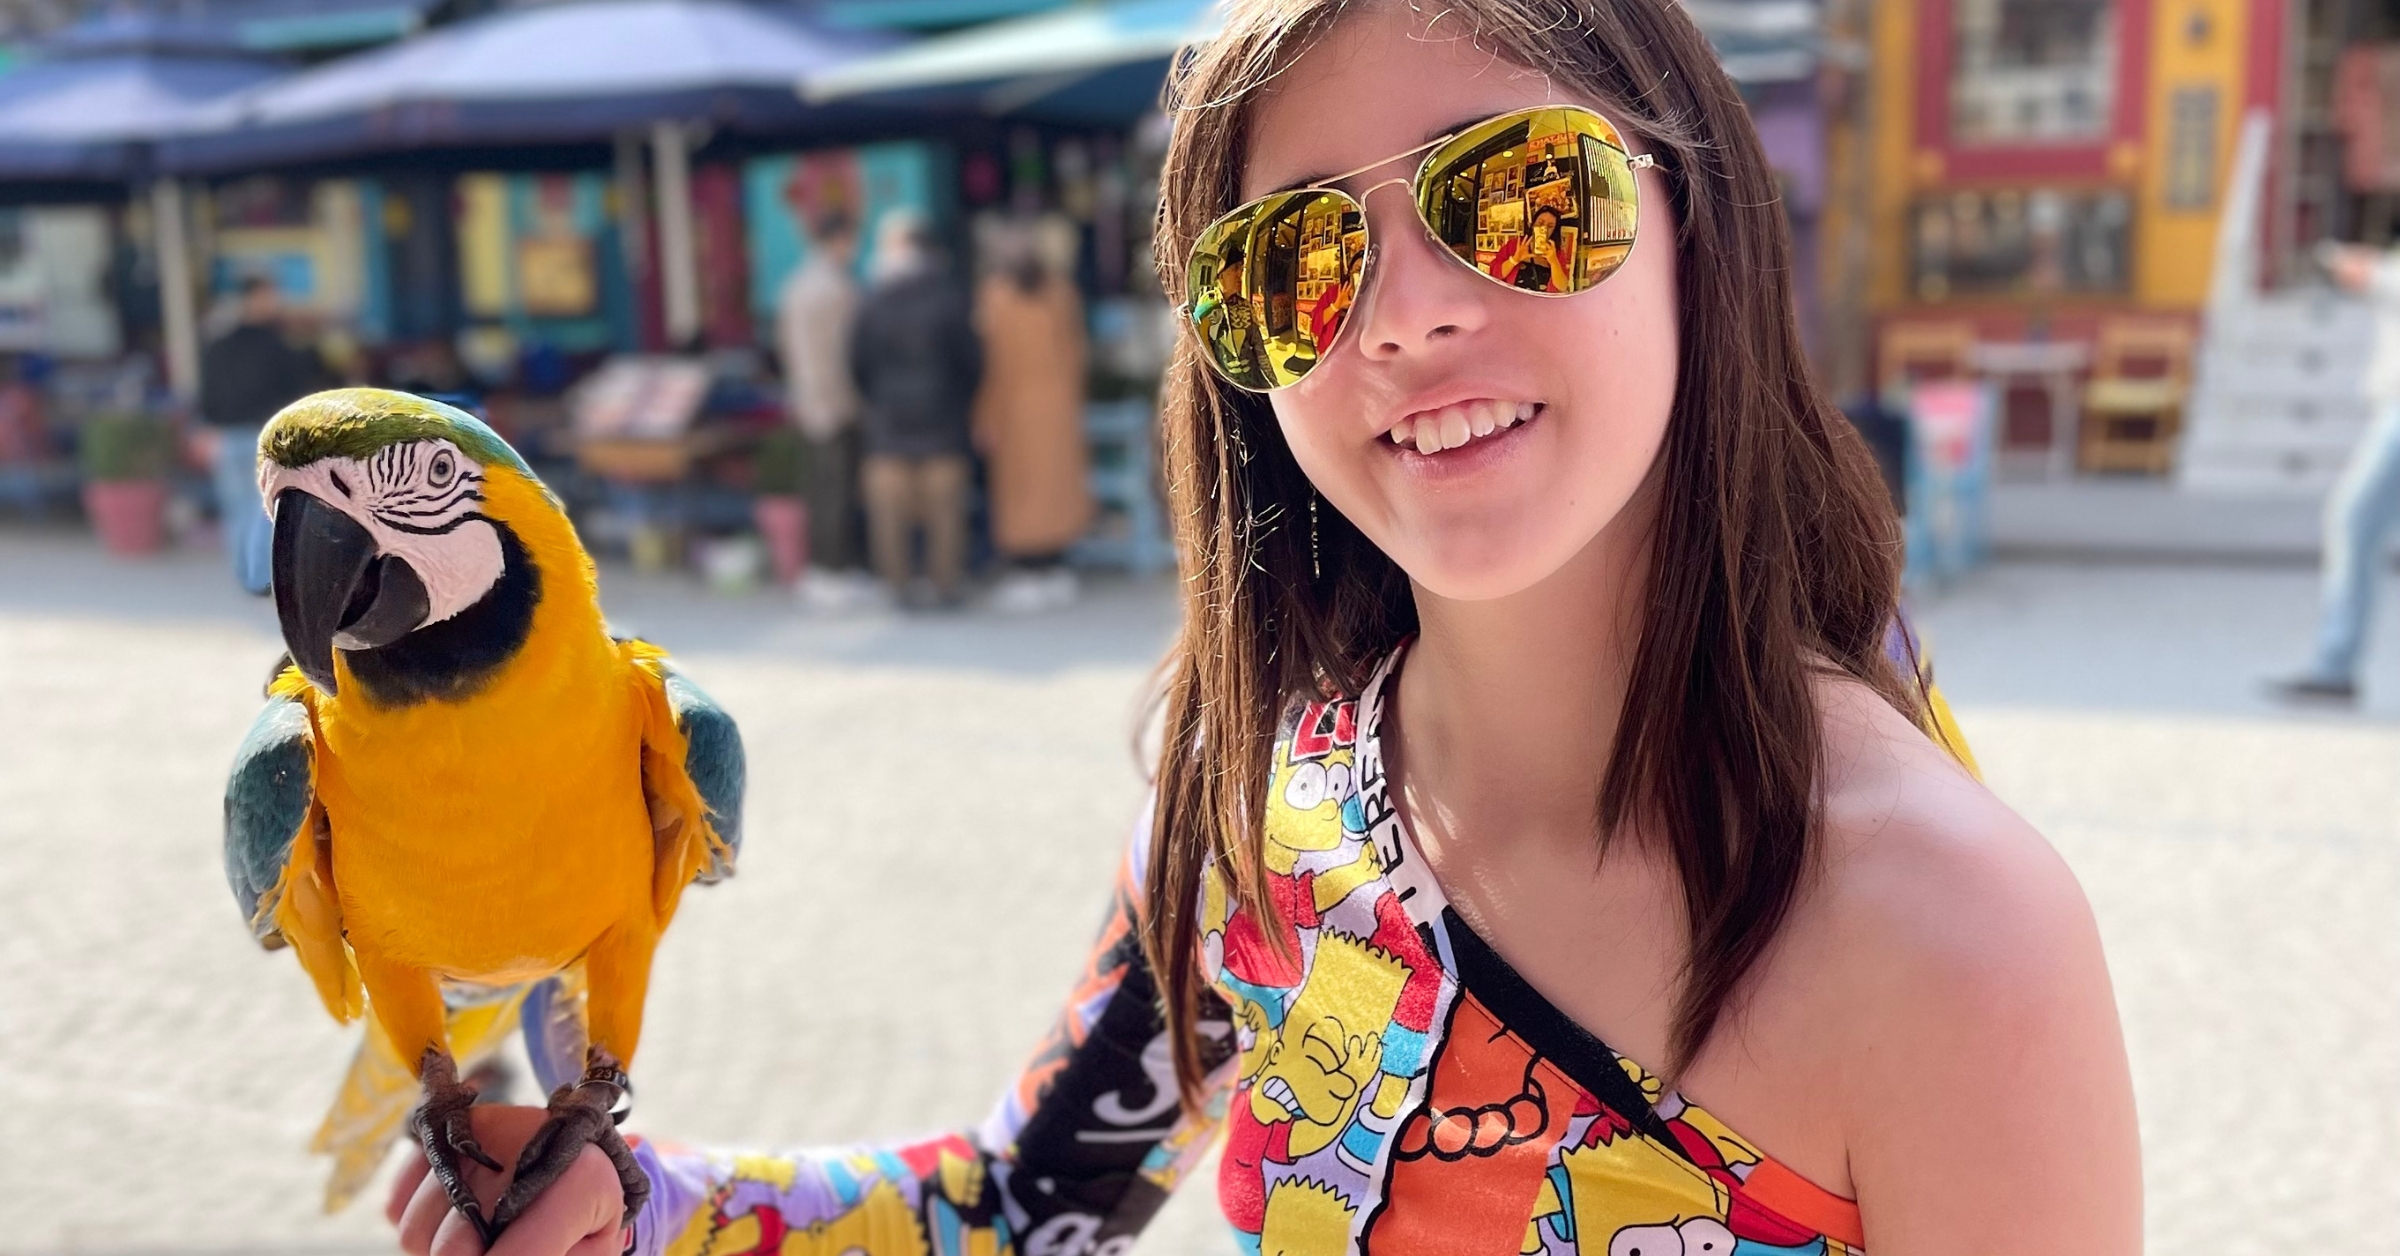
top-left (663, 664), bottom-right (744, 878)
top-left (224, 687), bottom-right (315, 941)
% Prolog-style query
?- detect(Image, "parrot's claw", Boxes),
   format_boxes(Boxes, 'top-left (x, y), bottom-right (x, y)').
top-left (490, 1047), bottom-right (651, 1234)
top-left (412, 1048), bottom-right (501, 1247)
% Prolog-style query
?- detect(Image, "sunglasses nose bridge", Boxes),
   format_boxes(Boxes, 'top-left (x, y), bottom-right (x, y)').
top-left (1344, 175), bottom-right (1434, 292)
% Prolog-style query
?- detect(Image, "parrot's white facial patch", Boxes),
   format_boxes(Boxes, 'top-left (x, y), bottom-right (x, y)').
top-left (262, 438), bottom-right (506, 630)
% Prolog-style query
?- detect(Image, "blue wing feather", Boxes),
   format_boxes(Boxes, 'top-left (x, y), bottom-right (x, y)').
top-left (664, 665), bottom-right (744, 879)
top-left (224, 693), bottom-right (314, 941)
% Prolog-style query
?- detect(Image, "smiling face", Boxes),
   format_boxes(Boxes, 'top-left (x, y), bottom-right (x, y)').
top-left (1243, 4), bottom-right (1680, 601)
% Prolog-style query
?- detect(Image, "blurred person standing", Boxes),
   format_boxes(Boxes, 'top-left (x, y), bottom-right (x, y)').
top-left (850, 209), bottom-right (982, 608)
top-left (2275, 241), bottom-right (2400, 703)
top-left (775, 209), bottom-right (879, 610)
top-left (199, 274), bottom-right (325, 595)
top-left (0, 356), bottom-right (49, 519)
top-left (973, 221), bottom-right (1093, 613)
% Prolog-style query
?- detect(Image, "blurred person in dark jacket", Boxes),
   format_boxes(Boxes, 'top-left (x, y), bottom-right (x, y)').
top-left (200, 274), bottom-right (328, 595)
top-left (850, 210), bottom-right (983, 608)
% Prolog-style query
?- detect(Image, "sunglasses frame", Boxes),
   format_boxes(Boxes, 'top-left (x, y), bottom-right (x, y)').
top-left (1184, 103), bottom-right (1659, 393)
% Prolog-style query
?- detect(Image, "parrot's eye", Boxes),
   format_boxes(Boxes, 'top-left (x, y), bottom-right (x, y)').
top-left (428, 450), bottom-right (455, 487)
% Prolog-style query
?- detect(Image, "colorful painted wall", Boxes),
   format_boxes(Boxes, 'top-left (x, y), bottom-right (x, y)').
top-left (1852, 0), bottom-right (2285, 322)
top-left (743, 141), bottom-right (943, 333)
top-left (454, 170), bottom-right (635, 354)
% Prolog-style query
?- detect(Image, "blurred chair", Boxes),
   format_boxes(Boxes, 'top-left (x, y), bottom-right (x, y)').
top-left (1970, 338), bottom-right (2090, 479)
top-left (1878, 319), bottom-right (1979, 397)
top-left (2079, 317), bottom-right (2195, 476)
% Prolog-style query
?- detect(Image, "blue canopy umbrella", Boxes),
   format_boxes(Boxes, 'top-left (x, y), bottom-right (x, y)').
top-left (162, 0), bottom-right (895, 173)
top-left (0, 11), bottom-right (288, 182)
top-left (800, 0), bottom-right (1220, 126)
top-left (1681, 0), bottom-right (1822, 84)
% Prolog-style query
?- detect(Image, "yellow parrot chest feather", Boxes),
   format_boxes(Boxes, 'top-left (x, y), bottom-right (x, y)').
top-left (313, 643), bottom-right (656, 983)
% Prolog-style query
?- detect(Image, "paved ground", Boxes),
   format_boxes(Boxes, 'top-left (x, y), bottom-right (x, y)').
top-left (2, 531), bottom-right (2395, 1255)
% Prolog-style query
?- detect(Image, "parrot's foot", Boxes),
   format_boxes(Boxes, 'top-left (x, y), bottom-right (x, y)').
top-left (412, 1048), bottom-right (504, 1246)
top-left (490, 1047), bottom-right (650, 1234)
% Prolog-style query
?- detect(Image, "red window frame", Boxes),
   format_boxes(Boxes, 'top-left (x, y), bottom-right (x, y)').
top-left (1914, 0), bottom-right (2155, 180)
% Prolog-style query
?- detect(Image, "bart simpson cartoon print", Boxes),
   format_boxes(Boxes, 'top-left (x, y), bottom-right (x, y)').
top-left (660, 1152), bottom-right (932, 1256)
top-left (1211, 692), bottom-right (1463, 1256)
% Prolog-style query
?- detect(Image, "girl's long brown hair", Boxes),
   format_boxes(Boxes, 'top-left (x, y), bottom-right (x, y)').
top-left (1140, 0), bottom-right (1921, 1105)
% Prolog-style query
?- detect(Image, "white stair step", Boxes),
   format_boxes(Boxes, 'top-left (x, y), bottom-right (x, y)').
top-left (2183, 410), bottom-right (2371, 451)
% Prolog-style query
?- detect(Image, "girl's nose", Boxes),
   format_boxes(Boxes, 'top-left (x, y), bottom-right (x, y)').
top-left (1348, 183), bottom-right (1492, 363)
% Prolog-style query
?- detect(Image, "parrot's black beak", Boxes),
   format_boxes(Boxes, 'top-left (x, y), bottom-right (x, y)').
top-left (270, 489), bottom-right (431, 694)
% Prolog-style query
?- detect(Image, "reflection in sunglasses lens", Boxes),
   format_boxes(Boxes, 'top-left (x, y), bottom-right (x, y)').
top-left (1189, 190), bottom-right (1366, 391)
top-left (1418, 107), bottom-right (1639, 296)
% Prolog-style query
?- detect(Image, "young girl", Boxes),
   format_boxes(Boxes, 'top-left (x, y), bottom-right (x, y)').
top-left (395, 0), bottom-right (2140, 1251)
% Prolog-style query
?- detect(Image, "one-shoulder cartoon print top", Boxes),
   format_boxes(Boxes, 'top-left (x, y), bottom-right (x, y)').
top-left (631, 649), bottom-right (1868, 1256)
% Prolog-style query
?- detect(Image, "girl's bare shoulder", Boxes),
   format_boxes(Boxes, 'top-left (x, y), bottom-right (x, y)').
top-left (1804, 677), bottom-right (2121, 1119)
top-left (1771, 680), bottom-right (2140, 1248)
top-left (1803, 674), bottom-right (2096, 1003)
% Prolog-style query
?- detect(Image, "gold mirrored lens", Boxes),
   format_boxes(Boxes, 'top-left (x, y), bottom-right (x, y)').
top-left (1416, 105), bottom-right (1640, 295)
top-left (1187, 189), bottom-right (1368, 391)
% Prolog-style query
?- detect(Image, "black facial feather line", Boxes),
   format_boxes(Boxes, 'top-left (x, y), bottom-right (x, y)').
top-left (359, 440), bottom-right (486, 531)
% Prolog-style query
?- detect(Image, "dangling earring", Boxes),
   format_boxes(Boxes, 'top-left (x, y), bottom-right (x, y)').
top-left (1310, 492), bottom-right (1321, 581)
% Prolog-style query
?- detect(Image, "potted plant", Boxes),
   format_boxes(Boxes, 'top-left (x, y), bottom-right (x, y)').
top-left (750, 426), bottom-right (810, 588)
top-left (79, 410), bottom-right (175, 556)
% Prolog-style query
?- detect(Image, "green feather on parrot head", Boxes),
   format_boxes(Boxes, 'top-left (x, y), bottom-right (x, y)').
top-left (260, 388), bottom-right (531, 478)
top-left (259, 388), bottom-right (565, 707)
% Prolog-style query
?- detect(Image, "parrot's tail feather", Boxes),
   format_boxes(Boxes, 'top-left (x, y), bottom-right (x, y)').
top-left (521, 965), bottom-right (592, 1098)
top-left (313, 1021), bottom-right (418, 1212)
top-left (313, 991), bottom-right (533, 1212)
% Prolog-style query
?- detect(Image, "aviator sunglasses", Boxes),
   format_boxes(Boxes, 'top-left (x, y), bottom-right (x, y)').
top-left (1185, 104), bottom-right (1655, 393)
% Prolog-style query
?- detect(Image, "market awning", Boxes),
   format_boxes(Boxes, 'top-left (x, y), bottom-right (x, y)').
top-left (208, 0), bottom-right (448, 54)
top-left (161, 0), bottom-right (896, 173)
top-left (800, 0), bottom-right (1221, 124)
top-left (0, 11), bottom-right (289, 182)
top-left (1681, 0), bottom-right (1821, 84)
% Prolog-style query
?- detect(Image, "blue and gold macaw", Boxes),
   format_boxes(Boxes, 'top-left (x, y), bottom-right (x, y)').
top-left (223, 389), bottom-right (744, 1242)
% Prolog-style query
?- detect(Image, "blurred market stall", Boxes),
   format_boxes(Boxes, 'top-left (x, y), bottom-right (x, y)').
top-left (0, 0), bottom-right (1189, 588)
top-left (0, 7), bottom-right (292, 529)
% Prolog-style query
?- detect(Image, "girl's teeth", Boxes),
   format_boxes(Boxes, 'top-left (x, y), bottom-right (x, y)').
top-left (1390, 401), bottom-right (1540, 453)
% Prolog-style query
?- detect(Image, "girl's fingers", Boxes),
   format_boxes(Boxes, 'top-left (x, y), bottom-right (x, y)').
top-left (396, 1168), bottom-right (466, 1256)
top-left (387, 1150), bottom-right (434, 1227)
top-left (428, 1205), bottom-right (493, 1256)
top-left (562, 1226), bottom-right (634, 1256)
top-left (487, 1145), bottom-right (625, 1256)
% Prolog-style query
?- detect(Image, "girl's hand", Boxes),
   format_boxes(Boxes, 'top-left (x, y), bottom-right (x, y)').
top-left (386, 1103), bottom-right (632, 1256)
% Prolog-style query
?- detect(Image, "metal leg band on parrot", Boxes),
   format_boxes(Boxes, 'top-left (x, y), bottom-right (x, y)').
top-left (412, 1047), bottom-right (504, 1246)
top-left (490, 1046), bottom-right (651, 1234)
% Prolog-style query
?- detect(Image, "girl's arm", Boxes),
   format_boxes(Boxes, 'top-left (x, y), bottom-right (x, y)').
top-left (393, 817), bottom-right (1232, 1256)
top-left (627, 825), bottom-right (1233, 1256)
